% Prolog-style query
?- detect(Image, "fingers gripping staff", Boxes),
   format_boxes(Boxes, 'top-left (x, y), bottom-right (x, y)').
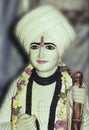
top-left (72, 72), bottom-right (85, 130)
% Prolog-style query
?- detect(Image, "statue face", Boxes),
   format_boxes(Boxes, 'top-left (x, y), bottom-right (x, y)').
top-left (29, 36), bottom-right (60, 76)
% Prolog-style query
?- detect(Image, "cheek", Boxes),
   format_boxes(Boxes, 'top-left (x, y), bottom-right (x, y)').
top-left (51, 56), bottom-right (59, 65)
top-left (29, 53), bottom-right (36, 64)
top-left (30, 54), bottom-right (36, 62)
top-left (29, 51), bottom-right (38, 59)
top-left (50, 52), bottom-right (60, 62)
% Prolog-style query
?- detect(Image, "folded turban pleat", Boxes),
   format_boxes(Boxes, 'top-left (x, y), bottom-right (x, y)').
top-left (15, 5), bottom-right (76, 57)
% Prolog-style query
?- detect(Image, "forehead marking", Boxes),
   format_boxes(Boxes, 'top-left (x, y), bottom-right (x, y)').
top-left (40, 36), bottom-right (45, 47)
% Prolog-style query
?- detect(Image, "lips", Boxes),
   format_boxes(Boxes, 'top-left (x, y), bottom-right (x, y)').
top-left (37, 60), bottom-right (48, 64)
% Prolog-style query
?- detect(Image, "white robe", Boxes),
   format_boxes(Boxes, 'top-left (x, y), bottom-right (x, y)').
top-left (0, 79), bottom-right (89, 130)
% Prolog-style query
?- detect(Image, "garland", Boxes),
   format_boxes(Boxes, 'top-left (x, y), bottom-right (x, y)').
top-left (11, 64), bottom-right (72, 130)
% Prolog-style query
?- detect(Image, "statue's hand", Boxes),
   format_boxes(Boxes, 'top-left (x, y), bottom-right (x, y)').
top-left (72, 86), bottom-right (86, 104)
top-left (17, 114), bottom-right (36, 130)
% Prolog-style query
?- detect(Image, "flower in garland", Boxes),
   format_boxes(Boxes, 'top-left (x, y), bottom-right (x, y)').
top-left (54, 120), bottom-right (67, 130)
top-left (11, 115), bottom-right (18, 130)
top-left (11, 83), bottom-right (24, 130)
top-left (57, 98), bottom-right (67, 120)
top-left (11, 64), bottom-right (33, 130)
top-left (60, 65), bottom-right (72, 94)
top-left (11, 64), bottom-right (72, 130)
top-left (55, 65), bottom-right (72, 130)
top-left (61, 71), bottom-right (72, 90)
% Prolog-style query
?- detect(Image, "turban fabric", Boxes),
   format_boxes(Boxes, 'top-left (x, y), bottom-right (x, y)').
top-left (15, 5), bottom-right (76, 57)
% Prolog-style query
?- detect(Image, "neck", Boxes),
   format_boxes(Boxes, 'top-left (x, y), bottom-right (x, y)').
top-left (36, 66), bottom-right (58, 77)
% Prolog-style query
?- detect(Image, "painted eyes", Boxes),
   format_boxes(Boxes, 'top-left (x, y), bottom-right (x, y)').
top-left (30, 43), bottom-right (56, 50)
top-left (30, 45), bottom-right (39, 49)
top-left (46, 45), bottom-right (55, 50)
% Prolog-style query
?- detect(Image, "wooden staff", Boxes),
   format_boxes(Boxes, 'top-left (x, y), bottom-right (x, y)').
top-left (71, 71), bottom-right (83, 130)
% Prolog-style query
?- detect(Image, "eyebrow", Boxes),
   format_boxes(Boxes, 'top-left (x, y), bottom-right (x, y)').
top-left (30, 42), bottom-right (56, 47)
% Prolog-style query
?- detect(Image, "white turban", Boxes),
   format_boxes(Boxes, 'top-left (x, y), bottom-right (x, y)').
top-left (15, 5), bottom-right (76, 57)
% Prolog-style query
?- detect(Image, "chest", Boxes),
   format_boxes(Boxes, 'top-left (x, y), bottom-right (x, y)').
top-left (32, 82), bottom-right (56, 124)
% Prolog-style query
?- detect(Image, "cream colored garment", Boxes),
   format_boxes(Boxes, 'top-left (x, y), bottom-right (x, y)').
top-left (0, 80), bottom-right (89, 130)
top-left (32, 81), bottom-right (56, 130)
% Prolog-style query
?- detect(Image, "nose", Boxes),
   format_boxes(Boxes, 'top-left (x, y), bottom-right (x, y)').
top-left (38, 47), bottom-right (45, 58)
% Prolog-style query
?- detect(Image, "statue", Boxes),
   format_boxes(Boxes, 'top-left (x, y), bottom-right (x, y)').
top-left (0, 5), bottom-right (89, 130)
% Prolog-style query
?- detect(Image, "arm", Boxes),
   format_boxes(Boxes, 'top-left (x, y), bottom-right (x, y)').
top-left (71, 71), bottom-right (89, 130)
top-left (71, 72), bottom-right (83, 130)
top-left (82, 90), bottom-right (89, 130)
top-left (73, 84), bottom-right (89, 130)
top-left (0, 80), bottom-right (17, 130)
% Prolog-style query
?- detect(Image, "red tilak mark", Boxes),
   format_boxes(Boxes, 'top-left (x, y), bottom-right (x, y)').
top-left (40, 36), bottom-right (45, 47)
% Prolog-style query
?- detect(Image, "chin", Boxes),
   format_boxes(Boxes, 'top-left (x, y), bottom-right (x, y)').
top-left (36, 67), bottom-right (49, 72)
top-left (32, 63), bottom-right (58, 73)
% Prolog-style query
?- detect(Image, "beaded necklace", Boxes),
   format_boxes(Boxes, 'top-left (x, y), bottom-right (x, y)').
top-left (26, 67), bottom-right (61, 130)
top-left (11, 64), bottom-right (72, 130)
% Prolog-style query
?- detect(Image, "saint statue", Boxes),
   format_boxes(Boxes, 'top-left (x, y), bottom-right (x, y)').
top-left (0, 5), bottom-right (89, 130)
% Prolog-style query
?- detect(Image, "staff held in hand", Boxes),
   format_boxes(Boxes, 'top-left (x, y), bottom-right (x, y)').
top-left (72, 71), bottom-right (85, 130)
